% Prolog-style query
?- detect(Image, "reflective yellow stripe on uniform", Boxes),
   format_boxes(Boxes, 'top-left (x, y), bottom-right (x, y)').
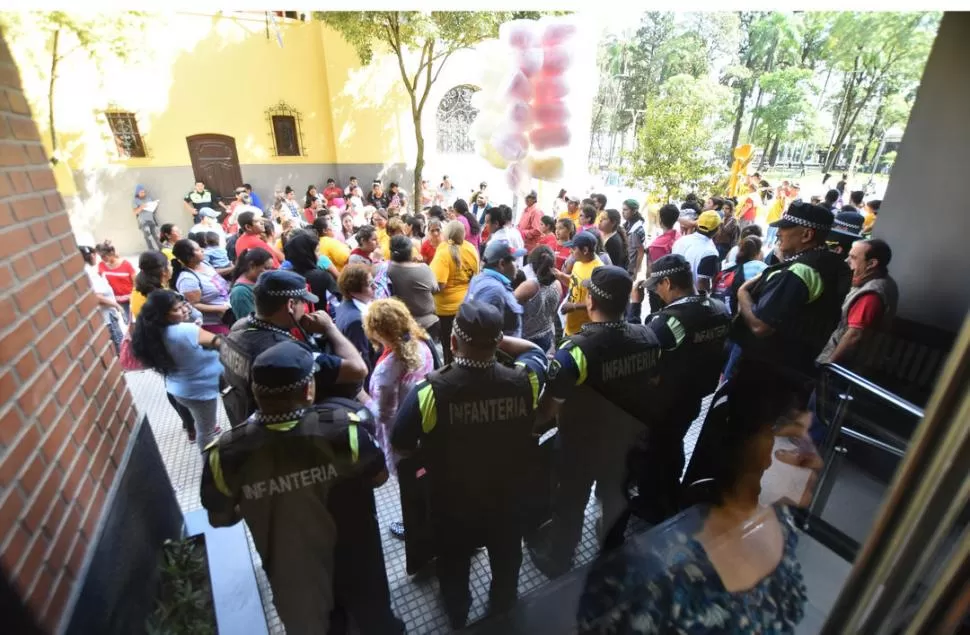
top-left (767, 263), bottom-right (824, 303)
top-left (417, 383), bottom-right (437, 434)
top-left (266, 420), bottom-right (299, 432)
top-left (666, 316), bottom-right (686, 350)
top-left (569, 345), bottom-right (588, 385)
top-left (208, 447), bottom-right (232, 497)
top-left (348, 424), bottom-right (359, 463)
top-left (787, 262), bottom-right (824, 303)
top-left (516, 362), bottom-right (541, 408)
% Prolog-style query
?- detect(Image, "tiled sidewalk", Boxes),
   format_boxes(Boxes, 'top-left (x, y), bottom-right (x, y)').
top-left (126, 370), bottom-right (704, 634)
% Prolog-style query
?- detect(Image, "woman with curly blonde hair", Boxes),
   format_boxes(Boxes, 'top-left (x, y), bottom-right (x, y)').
top-left (362, 297), bottom-right (437, 538)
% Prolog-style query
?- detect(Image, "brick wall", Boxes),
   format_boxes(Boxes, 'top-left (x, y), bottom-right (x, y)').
top-left (0, 31), bottom-right (139, 633)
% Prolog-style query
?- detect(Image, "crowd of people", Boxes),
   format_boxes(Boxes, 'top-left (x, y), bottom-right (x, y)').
top-left (80, 169), bottom-right (899, 634)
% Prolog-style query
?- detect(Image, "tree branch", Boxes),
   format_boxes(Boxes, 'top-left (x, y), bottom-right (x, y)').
top-left (430, 49), bottom-right (454, 86)
top-left (416, 39), bottom-right (436, 116)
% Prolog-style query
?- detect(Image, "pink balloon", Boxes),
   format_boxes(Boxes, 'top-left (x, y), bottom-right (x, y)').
top-left (507, 101), bottom-right (533, 129)
top-left (503, 70), bottom-right (533, 102)
top-left (505, 162), bottom-right (527, 193)
top-left (541, 44), bottom-right (572, 75)
top-left (542, 21), bottom-right (577, 46)
top-left (529, 126), bottom-right (572, 151)
top-left (533, 74), bottom-right (570, 101)
top-left (533, 100), bottom-right (569, 126)
top-left (491, 130), bottom-right (529, 163)
top-left (516, 47), bottom-right (544, 77)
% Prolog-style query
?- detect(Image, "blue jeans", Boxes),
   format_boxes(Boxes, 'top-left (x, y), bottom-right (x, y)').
top-left (721, 341), bottom-right (743, 381)
top-left (528, 332), bottom-right (554, 355)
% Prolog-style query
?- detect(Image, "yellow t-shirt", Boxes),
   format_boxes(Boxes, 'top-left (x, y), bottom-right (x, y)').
top-left (558, 209), bottom-right (581, 227)
top-left (318, 236), bottom-right (351, 271)
top-left (765, 197), bottom-right (786, 224)
top-left (129, 289), bottom-right (148, 321)
top-left (564, 257), bottom-right (603, 336)
top-left (430, 241), bottom-right (480, 316)
top-left (377, 227), bottom-right (389, 258)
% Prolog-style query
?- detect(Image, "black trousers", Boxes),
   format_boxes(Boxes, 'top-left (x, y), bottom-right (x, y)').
top-left (436, 518), bottom-right (523, 628)
top-left (166, 391), bottom-right (195, 434)
top-left (439, 314), bottom-right (455, 365)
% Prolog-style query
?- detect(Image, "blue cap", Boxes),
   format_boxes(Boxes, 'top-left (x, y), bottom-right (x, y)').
top-left (254, 270), bottom-right (319, 304)
top-left (252, 341), bottom-right (317, 393)
top-left (453, 301), bottom-right (504, 347)
top-left (482, 239), bottom-right (527, 265)
top-left (564, 230), bottom-right (597, 250)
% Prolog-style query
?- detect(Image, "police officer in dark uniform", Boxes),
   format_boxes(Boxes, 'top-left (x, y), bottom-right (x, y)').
top-left (390, 301), bottom-right (548, 629)
top-left (528, 266), bottom-right (662, 579)
top-left (734, 201), bottom-right (851, 377)
top-left (627, 254), bottom-right (731, 522)
top-left (220, 270), bottom-right (368, 426)
top-left (200, 341), bottom-right (397, 635)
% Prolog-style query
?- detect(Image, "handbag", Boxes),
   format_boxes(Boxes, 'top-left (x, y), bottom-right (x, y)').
top-left (119, 334), bottom-right (144, 371)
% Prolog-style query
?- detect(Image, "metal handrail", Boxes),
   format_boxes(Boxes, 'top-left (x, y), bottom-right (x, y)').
top-left (818, 362), bottom-right (925, 419)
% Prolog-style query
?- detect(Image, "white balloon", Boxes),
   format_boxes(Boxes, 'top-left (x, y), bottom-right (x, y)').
top-left (516, 47), bottom-right (544, 78)
top-left (499, 19), bottom-right (540, 49)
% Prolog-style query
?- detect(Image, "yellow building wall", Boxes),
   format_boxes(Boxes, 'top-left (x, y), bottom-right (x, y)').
top-left (4, 12), bottom-right (408, 172)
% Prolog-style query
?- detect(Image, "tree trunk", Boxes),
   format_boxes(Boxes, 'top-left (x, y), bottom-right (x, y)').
top-left (729, 83), bottom-right (750, 165)
top-left (412, 114), bottom-right (424, 197)
top-left (48, 29), bottom-right (60, 162)
top-left (859, 92), bottom-right (885, 168)
top-left (757, 135), bottom-right (772, 171)
top-left (768, 136), bottom-right (781, 167)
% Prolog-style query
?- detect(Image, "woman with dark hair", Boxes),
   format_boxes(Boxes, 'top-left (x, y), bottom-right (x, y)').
top-left (402, 214), bottom-right (425, 252)
top-left (451, 198), bottom-right (482, 250)
top-left (130, 250), bottom-right (205, 442)
top-left (339, 211), bottom-right (358, 248)
top-left (388, 234), bottom-right (440, 341)
top-left (420, 217), bottom-right (444, 264)
top-left (228, 247), bottom-right (273, 319)
top-left (283, 229), bottom-right (339, 307)
top-left (515, 245), bottom-right (563, 353)
top-left (598, 209), bottom-right (628, 269)
top-left (713, 199), bottom-right (741, 260)
top-left (554, 218), bottom-right (575, 270)
top-left (579, 204), bottom-right (597, 232)
top-left (551, 188), bottom-right (568, 217)
top-left (95, 240), bottom-right (136, 321)
top-left (349, 225), bottom-right (380, 265)
top-left (80, 245), bottom-right (125, 353)
top-left (305, 185), bottom-right (322, 210)
top-left (171, 238), bottom-right (232, 335)
top-left (159, 224), bottom-right (181, 260)
top-left (578, 359), bottom-right (812, 634)
top-left (131, 290), bottom-right (225, 451)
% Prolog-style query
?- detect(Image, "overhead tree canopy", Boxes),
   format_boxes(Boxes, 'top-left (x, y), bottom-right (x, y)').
top-left (317, 11), bottom-right (550, 192)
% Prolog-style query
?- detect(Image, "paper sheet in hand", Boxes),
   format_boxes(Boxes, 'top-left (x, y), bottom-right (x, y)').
top-left (143, 200), bottom-right (159, 212)
top-left (759, 437), bottom-right (813, 507)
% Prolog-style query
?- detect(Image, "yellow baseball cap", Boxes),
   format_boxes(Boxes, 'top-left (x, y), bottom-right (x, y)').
top-left (697, 210), bottom-right (722, 233)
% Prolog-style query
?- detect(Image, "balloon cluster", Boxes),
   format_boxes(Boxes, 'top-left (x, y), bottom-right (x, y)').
top-left (473, 17), bottom-right (579, 195)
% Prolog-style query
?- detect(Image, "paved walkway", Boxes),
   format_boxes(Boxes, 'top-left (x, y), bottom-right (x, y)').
top-left (125, 369), bottom-right (704, 634)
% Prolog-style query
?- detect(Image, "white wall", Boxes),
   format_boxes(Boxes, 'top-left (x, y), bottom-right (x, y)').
top-left (874, 12), bottom-right (970, 334)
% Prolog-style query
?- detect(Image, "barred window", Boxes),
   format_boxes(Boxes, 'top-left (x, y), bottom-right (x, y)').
top-left (105, 111), bottom-right (147, 159)
top-left (266, 102), bottom-right (306, 157)
top-left (436, 85), bottom-right (479, 155)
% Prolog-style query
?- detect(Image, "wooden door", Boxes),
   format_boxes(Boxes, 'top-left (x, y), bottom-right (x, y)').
top-left (186, 134), bottom-right (243, 203)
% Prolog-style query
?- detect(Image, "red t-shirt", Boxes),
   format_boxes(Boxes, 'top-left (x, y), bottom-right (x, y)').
top-left (98, 260), bottom-right (135, 300)
top-left (323, 186), bottom-right (343, 205)
top-left (539, 233), bottom-right (559, 252)
top-left (647, 229), bottom-right (678, 264)
top-left (847, 293), bottom-right (883, 329)
top-left (235, 233), bottom-right (281, 266)
top-left (420, 239), bottom-right (437, 264)
top-left (555, 244), bottom-right (571, 270)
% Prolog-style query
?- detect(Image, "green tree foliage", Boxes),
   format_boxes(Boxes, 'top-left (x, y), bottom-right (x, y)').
top-left (624, 75), bottom-right (730, 200)
top-left (317, 11), bottom-right (552, 191)
top-left (0, 11), bottom-right (146, 161)
top-left (751, 67), bottom-right (814, 167)
top-left (819, 11), bottom-right (938, 171)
